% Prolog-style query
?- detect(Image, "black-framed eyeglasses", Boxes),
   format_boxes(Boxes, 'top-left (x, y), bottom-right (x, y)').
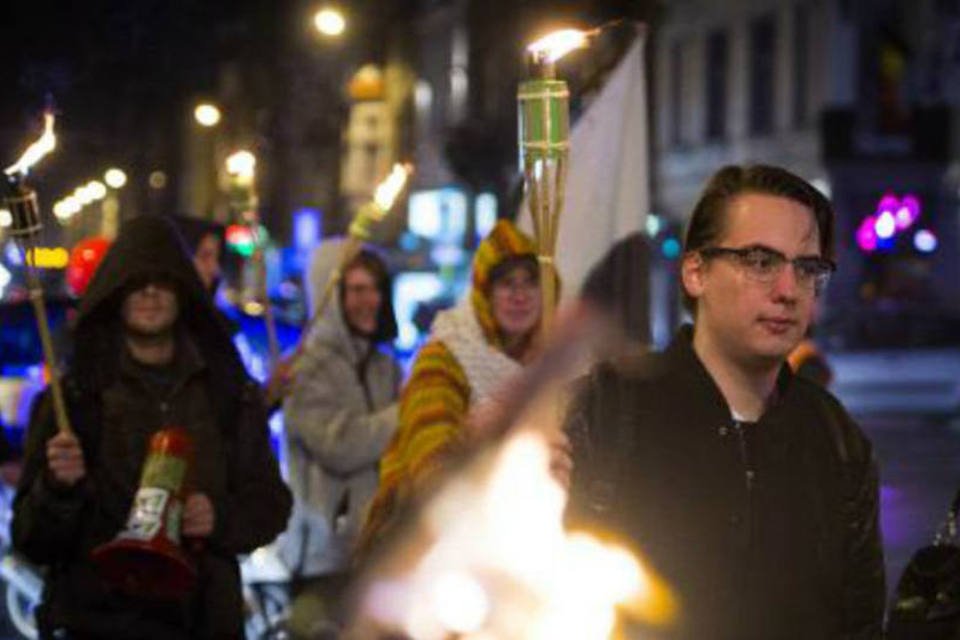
top-left (698, 245), bottom-right (836, 294)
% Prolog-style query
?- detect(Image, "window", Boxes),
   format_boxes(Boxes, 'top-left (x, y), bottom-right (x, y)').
top-left (705, 30), bottom-right (729, 140)
top-left (749, 14), bottom-right (777, 135)
top-left (792, 4), bottom-right (810, 127)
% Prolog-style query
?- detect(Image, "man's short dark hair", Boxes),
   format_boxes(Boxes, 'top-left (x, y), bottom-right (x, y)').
top-left (681, 164), bottom-right (835, 313)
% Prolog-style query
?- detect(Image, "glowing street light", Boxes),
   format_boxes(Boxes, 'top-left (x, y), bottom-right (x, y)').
top-left (194, 103), bottom-right (222, 127)
top-left (314, 7), bottom-right (346, 37)
top-left (225, 150), bottom-right (257, 186)
top-left (85, 180), bottom-right (107, 201)
top-left (104, 168), bottom-right (127, 189)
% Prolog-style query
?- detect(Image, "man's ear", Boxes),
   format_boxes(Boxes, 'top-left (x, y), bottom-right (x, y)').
top-left (681, 251), bottom-right (706, 302)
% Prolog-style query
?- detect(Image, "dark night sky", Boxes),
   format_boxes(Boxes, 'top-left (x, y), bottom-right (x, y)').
top-left (0, 0), bottom-right (280, 204)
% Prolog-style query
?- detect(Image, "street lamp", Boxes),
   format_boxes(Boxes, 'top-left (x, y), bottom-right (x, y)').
top-left (313, 7), bottom-right (346, 37)
top-left (104, 168), bottom-right (127, 189)
top-left (194, 103), bottom-right (222, 128)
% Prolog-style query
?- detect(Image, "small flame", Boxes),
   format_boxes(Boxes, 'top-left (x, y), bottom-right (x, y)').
top-left (527, 29), bottom-right (591, 64)
top-left (373, 163), bottom-right (413, 211)
top-left (226, 150), bottom-right (256, 182)
top-left (5, 112), bottom-right (57, 177)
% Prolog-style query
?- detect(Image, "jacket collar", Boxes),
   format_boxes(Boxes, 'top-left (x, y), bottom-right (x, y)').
top-left (664, 324), bottom-right (796, 422)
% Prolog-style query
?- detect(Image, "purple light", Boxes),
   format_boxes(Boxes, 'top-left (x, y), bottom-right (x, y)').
top-left (893, 195), bottom-right (921, 231)
top-left (874, 211), bottom-right (897, 239)
top-left (876, 193), bottom-right (900, 217)
top-left (856, 216), bottom-right (878, 252)
top-left (913, 229), bottom-right (938, 253)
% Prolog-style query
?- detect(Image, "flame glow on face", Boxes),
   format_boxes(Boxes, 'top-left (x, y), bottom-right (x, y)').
top-left (5, 112), bottom-right (56, 177)
top-left (373, 163), bottom-right (413, 212)
top-left (360, 431), bottom-right (676, 639)
top-left (527, 29), bottom-right (590, 64)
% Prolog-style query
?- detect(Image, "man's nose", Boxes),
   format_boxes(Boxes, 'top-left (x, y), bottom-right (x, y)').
top-left (770, 263), bottom-right (800, 301)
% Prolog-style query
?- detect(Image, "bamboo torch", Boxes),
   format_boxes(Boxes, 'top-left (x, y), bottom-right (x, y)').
top-left (224, 149), bottom-right (281, 366)
top-left (3, 111), bottom-right (72, 435)
top-left (294, 162), bottom-right (412, 360)
top-left (519, 28), bottom-right (594, 335)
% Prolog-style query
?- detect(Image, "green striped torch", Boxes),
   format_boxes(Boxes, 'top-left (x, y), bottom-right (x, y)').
top-left (519, 29), bottom-right (590, 334)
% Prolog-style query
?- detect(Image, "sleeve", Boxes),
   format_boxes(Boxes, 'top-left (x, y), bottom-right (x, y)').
top-left (563, 366), bottom-right (613, 529)
top-left (357, 341), bottom-right (470, 554)
top-left (211, 383), bottom-right (293, 556)
top-left (840, 420), bottom-right (886, 639)
top-left (12, 389), bottom-right (90, 565)
top-left (283, 347), bottom-right (399, 476)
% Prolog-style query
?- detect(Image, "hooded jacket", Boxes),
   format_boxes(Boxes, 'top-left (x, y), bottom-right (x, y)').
top-left (13, 216), bottom-right (291, 639)
top-left (280, 239), bottom-right (402, 577)
top-left (359, 220), bottom-right (536, 553)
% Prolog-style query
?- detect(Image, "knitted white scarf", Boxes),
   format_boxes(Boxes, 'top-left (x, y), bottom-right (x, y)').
top-left (430, 297), bottom-right (522, 403)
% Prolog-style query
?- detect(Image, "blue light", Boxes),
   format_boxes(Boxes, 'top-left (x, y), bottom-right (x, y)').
top-left (913, 229), bottom-right (938, 253)
top-left (475, 193), bottom-right (497, 240)
top-left (293, 208), bottom-right (322, 251)
top-left (409, 188), bottom-right (467, 242)
top-left (661, 237), bottom-right (681, 260)
top-left (4, 241), bottom-right (23, 266)
top-left (399, 231), bottom-right (420, 252)
top-left (393, 271), bottom-right (445, 351)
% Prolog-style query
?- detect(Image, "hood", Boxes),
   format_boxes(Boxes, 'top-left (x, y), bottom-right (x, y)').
top-left (468, 219), bottom-right (537, 347)
top-left (305, 238), bottom-right (397, 356)
top-left (72, 215), bottom-right (246, 390)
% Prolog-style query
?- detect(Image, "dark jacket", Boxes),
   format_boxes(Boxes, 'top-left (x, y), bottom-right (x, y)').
top-left (13, 216), bottom-right (292, 639)
top-left (566, 326), bottom-right (885, 640)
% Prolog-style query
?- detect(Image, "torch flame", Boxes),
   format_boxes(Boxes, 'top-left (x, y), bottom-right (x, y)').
top-left (360, 430), bottom-right (676, 640)
top-left (373, 163), bottom-right (413, 211)
top-left (527, 28), bottom-right (592, 64)
top-left (5, 112), bottom-right (57, 177)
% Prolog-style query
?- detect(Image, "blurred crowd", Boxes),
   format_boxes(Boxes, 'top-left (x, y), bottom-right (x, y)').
top-left (7, 164), bottom-right (891, 640)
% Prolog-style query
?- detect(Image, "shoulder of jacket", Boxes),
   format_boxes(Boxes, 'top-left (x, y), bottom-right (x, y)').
top-left (591, 350), bottom-right (669, 388)
top-left (792, 376), bottom-right (870, 464)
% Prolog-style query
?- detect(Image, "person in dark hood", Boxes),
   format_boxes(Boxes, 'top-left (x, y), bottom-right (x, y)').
top-left (280, 240), bottom-right (401, 638)
top-left (13, 215), bottom-right (292, 640)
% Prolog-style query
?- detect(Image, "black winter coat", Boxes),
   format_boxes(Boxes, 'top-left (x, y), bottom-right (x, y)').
top-left (13, 216), bottom-right (292, 639)
top-left (566, 327), bottom-right (885, 639)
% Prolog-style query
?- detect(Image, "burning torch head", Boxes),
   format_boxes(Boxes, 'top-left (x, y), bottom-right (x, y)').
top-left (3, 110), bottom-right (57, 238)
top-left (3, 175), bottom-right (42, 239)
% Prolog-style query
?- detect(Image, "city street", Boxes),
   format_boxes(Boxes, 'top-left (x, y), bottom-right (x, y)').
top-left (868, 411), bottom-right (960, 596)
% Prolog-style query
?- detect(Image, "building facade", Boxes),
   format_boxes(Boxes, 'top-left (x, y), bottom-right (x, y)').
top-left (652, 0), bottom-right (960, 348)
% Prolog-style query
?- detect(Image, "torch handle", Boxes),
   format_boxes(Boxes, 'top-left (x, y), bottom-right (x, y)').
top-left (538, 256), bottom-right (557, 337)
top-left (253, 246), bottom-right (280, 367)
top-left (23, 265), bottom-right (73, 436)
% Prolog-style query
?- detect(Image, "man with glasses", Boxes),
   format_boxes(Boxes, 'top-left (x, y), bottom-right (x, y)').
top-left (567, 165), bottom-right (884, 638)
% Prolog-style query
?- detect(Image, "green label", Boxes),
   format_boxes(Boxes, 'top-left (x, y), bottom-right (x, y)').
top-left (140, 453), bottom-right (187, 492)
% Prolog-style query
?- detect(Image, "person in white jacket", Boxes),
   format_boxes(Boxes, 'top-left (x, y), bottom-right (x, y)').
top-left (281, 239), bottom-right (401, 639)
